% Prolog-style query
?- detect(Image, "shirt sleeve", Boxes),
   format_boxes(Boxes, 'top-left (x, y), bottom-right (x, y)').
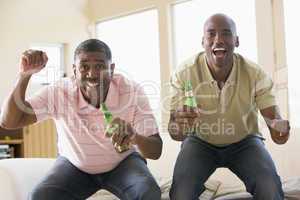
top-left (132, 85), bottom-right (159, 137)
top-left (255, 68), bottom-right (277, 110)
top-left (27, 85), bottom-right (57, 122)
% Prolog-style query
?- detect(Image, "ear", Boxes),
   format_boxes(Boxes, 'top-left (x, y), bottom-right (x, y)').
top-left (72, 64), bottom-right (76, 77)
top-left (110, 63), bottom-right (115, 77)
top-left (201, 37), bottom-right (204, 47)
top-left (235, 36), bottom-right (239, 47)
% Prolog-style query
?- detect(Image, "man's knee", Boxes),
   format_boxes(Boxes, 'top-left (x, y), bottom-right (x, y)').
top-left (29, 184), bottom-right (74, 200)
top-left (169, 175), bottom-right (204, 200)
top-left (139, 177), bottom-right (161, 200)
top-left (29, 184), bottom-right (49, 200)
top-left (124, 176), bottom-right (161, 200)
top-left (258, 173), bottom-right (283, 190)
top-left (142, 180), bottom-right (161, 200)
top-left (249, 171), bottom-right (284, 199)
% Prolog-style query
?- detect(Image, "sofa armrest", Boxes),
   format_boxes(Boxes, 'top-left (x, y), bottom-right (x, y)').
top-left (0, 158), bottom-right (56, 200)
top-left (0, 167), bottom-right (17, 200)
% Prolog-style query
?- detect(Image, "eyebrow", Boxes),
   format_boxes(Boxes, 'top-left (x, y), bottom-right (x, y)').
top-left (206, 29), bottom-right (215, 32)
top-left (222, 29), bottom-right (232, 32)
top-left (79, 59), bottom-right (105, 63)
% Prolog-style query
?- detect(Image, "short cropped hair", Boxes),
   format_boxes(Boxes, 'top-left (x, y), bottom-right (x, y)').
top-left (74, 39), bottom-right (112, 61)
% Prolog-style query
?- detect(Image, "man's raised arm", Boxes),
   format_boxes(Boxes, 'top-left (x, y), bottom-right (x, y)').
top-left (0, 50), bottom-right (48, 129)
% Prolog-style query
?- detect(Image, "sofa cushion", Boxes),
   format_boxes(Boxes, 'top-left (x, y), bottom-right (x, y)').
top-left (88, 177), bottom-right (221, 200)
top-left (2, 158), bottom-right (299, 200)
top-left (213, 178), bottom-right (300, 200)
top-left (214, 192), bottom-right (252, 200)
top-left (0, 158), bottom-right (56, 200)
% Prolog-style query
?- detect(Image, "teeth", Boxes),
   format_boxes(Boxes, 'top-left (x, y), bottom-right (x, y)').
top-left (87, 82), bottom-right (99, 87)
top-left (214, 48), bottom-right (226, 51)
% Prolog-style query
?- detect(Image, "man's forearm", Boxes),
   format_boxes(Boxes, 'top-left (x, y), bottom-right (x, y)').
top-left (0, 74), bottom-right (32, 128)
top-left (260, 106), bottom-right (290, 144)
top-left (134, 134), bottom-right (162, 160)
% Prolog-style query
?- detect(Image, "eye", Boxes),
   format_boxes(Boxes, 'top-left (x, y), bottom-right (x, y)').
top-left (95, 64), bottom-right (106, 70)
top-left (79, 64), bottom-right (89, 72)
top-left (222, 31), bottom-right (233, 37)
top-left (206, 31), bottom-right (216, 38)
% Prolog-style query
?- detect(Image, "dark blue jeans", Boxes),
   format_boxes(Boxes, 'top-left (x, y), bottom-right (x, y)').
top-left (170, 135), bottom-right (284, 200)
top-left (29, 152), bottom-right (161, 200)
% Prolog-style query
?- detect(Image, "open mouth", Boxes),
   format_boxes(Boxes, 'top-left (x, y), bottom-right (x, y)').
top-left (213, 47), bottom-right (227, 58)
top-left (86, 80), bottom-right (100, 87)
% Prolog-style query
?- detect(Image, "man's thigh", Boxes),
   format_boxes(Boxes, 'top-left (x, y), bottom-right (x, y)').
top-left (174, 136), bottom-right (217, 182)
top-left (29, 156), bottom-right (99, 200)
top-left (170, 136), bottom-right (218, 199)
top-left (226, 136), bottom-right (282, 192)
top-left (101, 152), bottom-right (160, 200)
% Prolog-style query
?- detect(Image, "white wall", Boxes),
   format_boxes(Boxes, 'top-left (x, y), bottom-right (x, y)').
top-left (0, 0), bottom-right (92, 103)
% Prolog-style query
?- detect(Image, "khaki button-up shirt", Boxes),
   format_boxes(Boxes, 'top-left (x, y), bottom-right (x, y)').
top-left (170, 52), bottom-right (276, 145)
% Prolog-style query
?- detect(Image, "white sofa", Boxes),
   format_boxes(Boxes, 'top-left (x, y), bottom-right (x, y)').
top-left (0, 158), bottom-right (221, 200)
top-left (0, 158), bottom-right (299, 200)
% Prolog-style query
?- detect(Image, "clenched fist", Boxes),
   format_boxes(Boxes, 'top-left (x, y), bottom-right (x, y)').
top-left (20, 50), bottom-right (48, 76)
top-left (104, 117), bottom-right (137, 153)
top-left (168, 105), bottom-right (201, 139)
top-left (270, 119), bottom-right (290, 144)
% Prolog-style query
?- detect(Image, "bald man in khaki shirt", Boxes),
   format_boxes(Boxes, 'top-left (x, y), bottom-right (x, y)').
top-left (168, 14), bottom-right (289, 200)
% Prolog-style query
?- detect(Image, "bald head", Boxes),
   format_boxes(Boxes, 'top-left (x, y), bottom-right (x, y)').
top-left (204, 13), bottom-right (237, 36)
top-left (201, 13), bottom-right (239, 69)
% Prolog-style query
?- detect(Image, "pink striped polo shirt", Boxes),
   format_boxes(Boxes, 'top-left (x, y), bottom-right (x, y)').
top-left (28, 74), bottom-right (159, 174)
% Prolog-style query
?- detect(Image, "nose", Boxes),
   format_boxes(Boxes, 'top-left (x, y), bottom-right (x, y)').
top-left (214, 33), bottom-right (225, 44)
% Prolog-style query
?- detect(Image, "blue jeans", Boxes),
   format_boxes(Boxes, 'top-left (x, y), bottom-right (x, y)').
top-left (169, 135), bottom-right (284, 200)
top-left (29, 152), bottom-right (161, 200)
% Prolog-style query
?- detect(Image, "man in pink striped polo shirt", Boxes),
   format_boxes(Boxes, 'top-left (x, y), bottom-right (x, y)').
top-left (0, 39), bottom-right (162, 200)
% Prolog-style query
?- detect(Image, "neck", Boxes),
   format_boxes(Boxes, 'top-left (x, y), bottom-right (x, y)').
top-left (209, 65), bottom-right (232, 82)
top-left (207, 59), bottom-right (233, 82)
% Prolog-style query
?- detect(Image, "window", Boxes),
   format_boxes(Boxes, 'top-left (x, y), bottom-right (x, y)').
top-left (284, 0), bottom-right (300, 126)
top-left (96, 9), bottom-right (161, 122)
top-left (172, 0), bottom-right (257, 67)
top-left (29, 43), bottom-right (65, 85)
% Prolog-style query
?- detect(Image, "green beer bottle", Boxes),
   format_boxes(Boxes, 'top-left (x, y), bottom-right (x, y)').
top-left (100, 103), bottom-right (130, 153)
top-left (183, 81), bottom-right (198, 135)
top-left (184, 81), bottom-right (197, 108)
